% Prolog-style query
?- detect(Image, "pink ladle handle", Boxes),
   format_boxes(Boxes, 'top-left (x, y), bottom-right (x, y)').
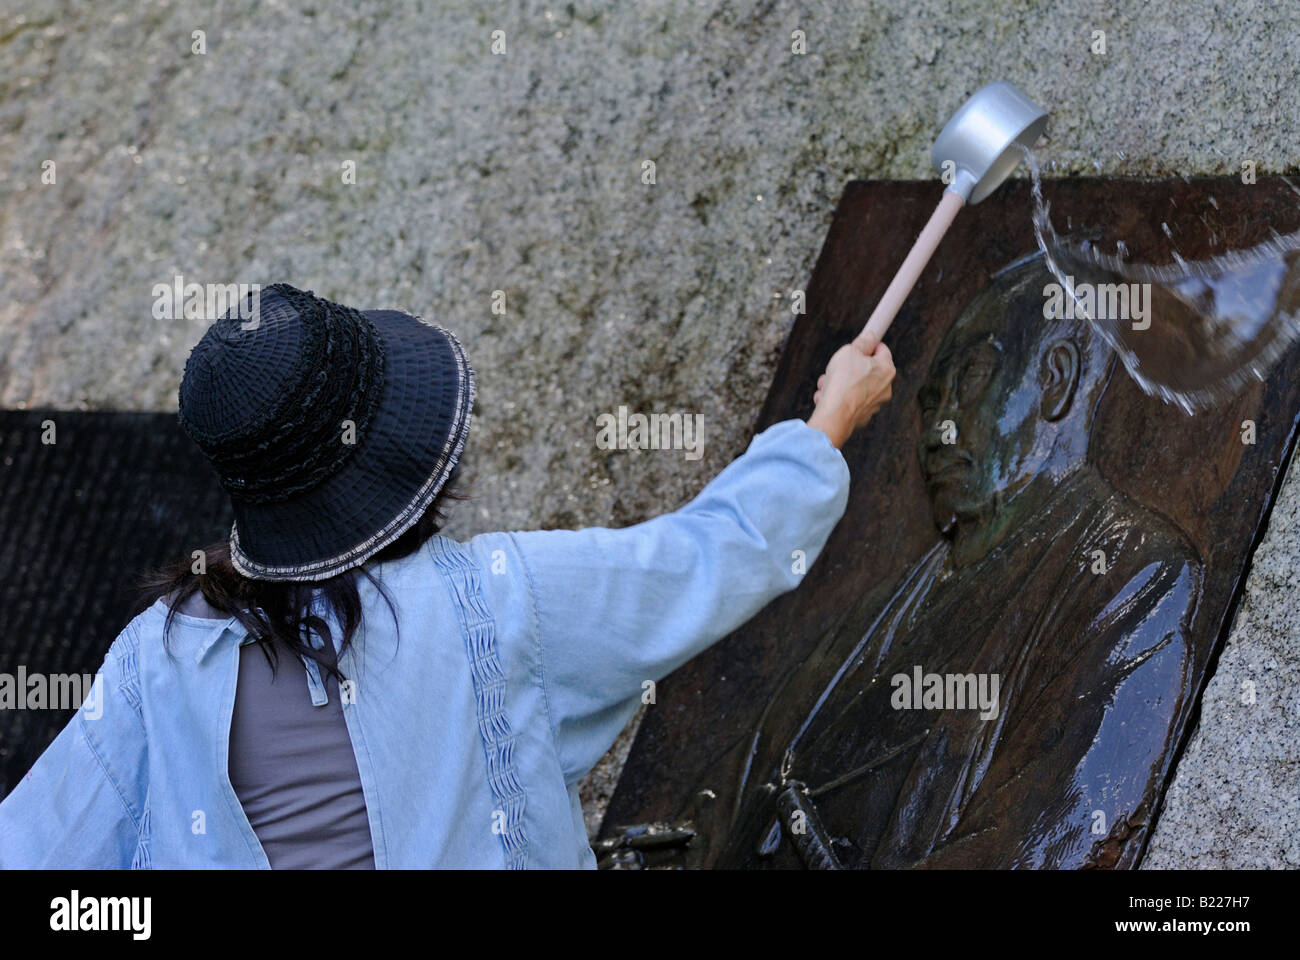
top-left (859, 189), bottom-right (966, 346)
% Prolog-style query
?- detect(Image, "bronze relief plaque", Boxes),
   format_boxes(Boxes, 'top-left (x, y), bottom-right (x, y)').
top-left (600, 177), bottom-right (1300, 869)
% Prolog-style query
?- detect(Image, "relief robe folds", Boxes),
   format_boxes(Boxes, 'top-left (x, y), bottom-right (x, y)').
top-left (719, 465), bottom-right (1201, 870)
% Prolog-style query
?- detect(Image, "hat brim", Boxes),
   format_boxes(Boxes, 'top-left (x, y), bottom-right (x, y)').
top-left (227, 309), bottom-right (474, 581)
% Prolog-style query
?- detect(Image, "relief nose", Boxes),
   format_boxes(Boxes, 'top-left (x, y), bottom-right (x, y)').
top-left (923, 419), bottom-right (945, 450)
top-left (923, 415), bottom-right (956, 453)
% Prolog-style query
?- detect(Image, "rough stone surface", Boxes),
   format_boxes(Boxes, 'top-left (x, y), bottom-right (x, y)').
top-left (1144, 443), bottom-right (1300, 869)
top-left (0, 0), bottom-right (1295, 853)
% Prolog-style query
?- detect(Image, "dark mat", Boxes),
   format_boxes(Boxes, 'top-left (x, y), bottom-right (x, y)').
top-left (0, 411), bottom-right (229, 796)
top-left (601, 176), bottom-right (1300, 869)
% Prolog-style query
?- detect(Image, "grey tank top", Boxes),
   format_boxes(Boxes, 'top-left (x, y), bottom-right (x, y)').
top-left (179, 591), bottom-right (375, 869)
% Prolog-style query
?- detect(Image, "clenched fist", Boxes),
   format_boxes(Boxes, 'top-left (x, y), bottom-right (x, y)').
top-left (806, 331), bottom-right (896, 449)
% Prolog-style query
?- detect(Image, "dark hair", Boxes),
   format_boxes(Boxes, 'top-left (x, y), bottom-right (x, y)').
top-left (138, 464), bottom-right (467, 683)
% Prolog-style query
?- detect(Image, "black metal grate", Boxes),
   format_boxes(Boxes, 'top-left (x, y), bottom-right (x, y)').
top-left (0, 410), bottom-right (231, 797)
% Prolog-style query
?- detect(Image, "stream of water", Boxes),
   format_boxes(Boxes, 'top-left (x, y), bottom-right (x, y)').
top-left (1017, 144), bottom-right (1300, 414)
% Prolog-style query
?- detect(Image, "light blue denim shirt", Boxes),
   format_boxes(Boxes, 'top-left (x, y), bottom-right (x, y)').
top-left (0, 418), bottom-right (849, 869)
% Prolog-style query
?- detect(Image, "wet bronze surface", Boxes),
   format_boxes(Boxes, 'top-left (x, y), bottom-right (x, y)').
top-left (601, 177), bottom-right (1300, 869)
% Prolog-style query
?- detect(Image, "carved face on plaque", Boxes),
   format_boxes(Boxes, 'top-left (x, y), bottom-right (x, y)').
top-left (915, 255), bottom-right (1116, 565)
top-left (707, 254), bottom-right (1201, 870)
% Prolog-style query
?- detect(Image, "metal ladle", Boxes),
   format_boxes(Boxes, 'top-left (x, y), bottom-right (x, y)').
top-left (859, 81), bottom-right (1050, 346)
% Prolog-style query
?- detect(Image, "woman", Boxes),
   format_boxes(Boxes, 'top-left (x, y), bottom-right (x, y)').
top-left (0, 283), bottom-right (893, 868)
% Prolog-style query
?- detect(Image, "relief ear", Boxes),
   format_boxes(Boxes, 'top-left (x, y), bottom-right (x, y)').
top-left (1040, 340), bottom-right (1080, 422)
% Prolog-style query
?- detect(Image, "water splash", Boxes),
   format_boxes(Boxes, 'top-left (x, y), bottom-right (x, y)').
top-left (1016, 143), bottom-right (1300, 414)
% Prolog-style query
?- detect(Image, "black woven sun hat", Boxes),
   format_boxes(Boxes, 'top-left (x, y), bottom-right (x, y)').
top-left (177, 283), bottom-right (474, 581)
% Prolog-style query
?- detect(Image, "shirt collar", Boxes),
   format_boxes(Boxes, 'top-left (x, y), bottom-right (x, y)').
top-left (193, 619), bottom-right (246, 664)
top-left (149, 600), bottom-right (245, 664)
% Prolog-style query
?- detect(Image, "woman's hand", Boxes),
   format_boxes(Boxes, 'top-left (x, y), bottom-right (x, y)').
top-left (806, 331), bottom-right (896, 449)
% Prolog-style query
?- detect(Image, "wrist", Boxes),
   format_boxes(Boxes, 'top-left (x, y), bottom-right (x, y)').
top-left (807, 405), bottom-right (852, 449)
